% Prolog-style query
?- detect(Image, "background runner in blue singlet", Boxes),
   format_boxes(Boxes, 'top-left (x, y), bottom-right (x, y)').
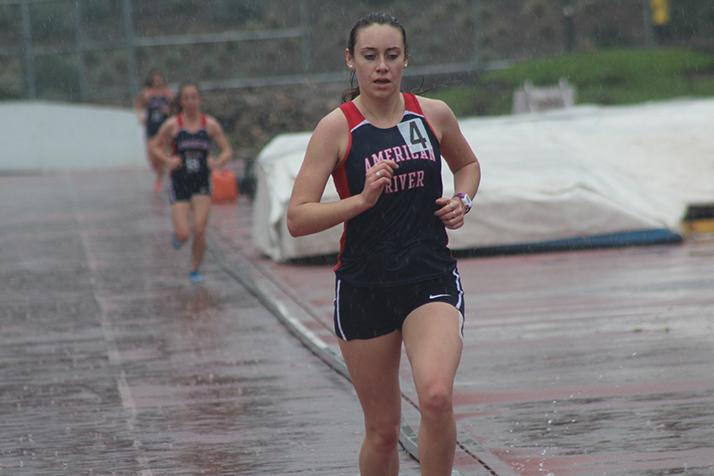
top-left (287, 12), bottom-right (481, 476)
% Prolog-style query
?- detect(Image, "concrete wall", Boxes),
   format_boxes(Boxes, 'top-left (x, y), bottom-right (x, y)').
top-left (0, 102), bottom-right (145, 171)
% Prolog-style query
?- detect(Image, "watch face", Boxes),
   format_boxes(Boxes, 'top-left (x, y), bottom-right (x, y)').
top-left (458, 193), bottom-right (472, 211)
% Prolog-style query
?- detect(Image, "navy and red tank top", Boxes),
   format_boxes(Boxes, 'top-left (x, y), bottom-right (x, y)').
top-left (172, 114), bottom-right (210, 179)
top-left (145, 93), bottom-right (171, 137)
top-left (332, 93), bottom-right (456, 287)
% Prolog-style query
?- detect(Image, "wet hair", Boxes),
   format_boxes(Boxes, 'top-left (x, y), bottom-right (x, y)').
top-left (173, 81), bottom-right (201, 114)
top-left (144, 69), bottom-right (164, 88)
top-left (342, 12), bottom-right (408, 102)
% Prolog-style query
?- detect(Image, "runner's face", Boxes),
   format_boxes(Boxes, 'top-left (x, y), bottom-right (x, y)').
top-left (180, 86), bottom-right (201, 114)
top-left (151, 73), bottom-right (164, 88)
top-left (347, 24), bottom-right (407, 98)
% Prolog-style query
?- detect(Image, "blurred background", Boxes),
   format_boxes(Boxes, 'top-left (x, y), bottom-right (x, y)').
top-left (2, 0), bottom-right (714, 181)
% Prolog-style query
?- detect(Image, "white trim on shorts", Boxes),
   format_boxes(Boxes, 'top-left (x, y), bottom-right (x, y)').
top-left (452, 268), bottom-right (465, 339)
top-left (452, 268), bottom-right (464, 310)
top-left (334, 278), bottom-right (347, 340)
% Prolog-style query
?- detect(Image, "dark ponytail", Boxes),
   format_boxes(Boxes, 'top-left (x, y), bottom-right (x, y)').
top-left (341, 12), bottom-right (408, 103)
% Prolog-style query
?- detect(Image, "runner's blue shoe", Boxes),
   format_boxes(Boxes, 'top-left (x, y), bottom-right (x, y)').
top-left (189, 270), bottom-right (204, 284)
top-left (171, 233), bottom-right (184, 250)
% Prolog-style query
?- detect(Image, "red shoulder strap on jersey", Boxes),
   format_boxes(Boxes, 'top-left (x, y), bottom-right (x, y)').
top-left (201, 113), bottom-right (207, 128)
top-left (403, 92), bottom-right (424, 115)
top-left (177, 114), bottom-right (184, 128)
top-left (404, 92), bottom-right (440, 143)
top-left (339, 101), bottom-right (365, 130)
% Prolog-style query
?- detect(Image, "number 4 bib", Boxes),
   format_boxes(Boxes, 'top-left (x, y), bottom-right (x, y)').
top-left (398, 119), bottom-right (432, 155)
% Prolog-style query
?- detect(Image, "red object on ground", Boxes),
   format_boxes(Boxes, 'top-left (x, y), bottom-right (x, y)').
top-left (211, 169), bottom-right (239, 203)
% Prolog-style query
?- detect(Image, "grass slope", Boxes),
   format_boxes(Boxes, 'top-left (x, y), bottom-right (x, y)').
top-left (428, 48), bottom-right (714, 117)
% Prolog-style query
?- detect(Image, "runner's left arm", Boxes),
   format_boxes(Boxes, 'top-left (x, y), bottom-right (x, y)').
top-left (208, 117), bottom-right (233, 169)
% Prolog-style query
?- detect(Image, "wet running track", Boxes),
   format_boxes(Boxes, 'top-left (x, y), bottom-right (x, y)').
top-left (0, 170), bottom-right (425, 475)
top-left (1, 168), bottom-right (713, 475)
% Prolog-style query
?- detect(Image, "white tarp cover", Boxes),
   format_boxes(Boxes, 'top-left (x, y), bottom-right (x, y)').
top-left (253, 98), bottom-right (714, 262)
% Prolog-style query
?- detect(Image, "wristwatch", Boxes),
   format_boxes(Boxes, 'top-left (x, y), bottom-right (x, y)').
top-left (454, 192), bottom-right (473, 214)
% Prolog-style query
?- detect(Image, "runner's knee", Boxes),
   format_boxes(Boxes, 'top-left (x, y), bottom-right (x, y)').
top-left (193, 227), bottom-right (206, 239)
top-left (418, 383), bottom-right (453, 420)
top-left (175, 230), bottom-right (190, 242)
top-left (364, 421), bottom-right (400, 453)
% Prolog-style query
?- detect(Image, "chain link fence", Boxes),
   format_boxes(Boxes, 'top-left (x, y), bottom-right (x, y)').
top-left (2, 0), bottom-right (713, 105)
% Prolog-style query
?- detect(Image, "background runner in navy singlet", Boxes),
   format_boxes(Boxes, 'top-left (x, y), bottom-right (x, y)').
top-left (150, 82), bottom-right (233, 284)
top-left (135, 70), bottom-right (174, 192)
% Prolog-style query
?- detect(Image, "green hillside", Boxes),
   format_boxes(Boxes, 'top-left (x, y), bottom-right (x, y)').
top-left (429, 48), bottom-right (714, 117)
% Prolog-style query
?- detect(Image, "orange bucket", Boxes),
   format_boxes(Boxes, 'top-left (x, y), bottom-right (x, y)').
top-left (211, 169), bottom-right (239, 203)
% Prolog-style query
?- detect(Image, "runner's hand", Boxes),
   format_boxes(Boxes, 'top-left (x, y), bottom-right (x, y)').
top-left (435, 196), bottom-right (465, 230)
top-left (360, 160), bottom-right (398, 207)
top-left (167, 155), bottom-right (182, 171)
top-left (208, 157), bottom-right (221, 170)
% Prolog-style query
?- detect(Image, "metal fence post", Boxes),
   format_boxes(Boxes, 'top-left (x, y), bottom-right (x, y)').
top-left (472, 0), bottom-right (481, 71)
top-left (74, 0), bottom-right (88, 101)
top-left (643, 0), bottom-right (655, 47)
top-left (299, 0), bottom-right (312, 74)
top-left (122, 0), bottom-right (139, 99)
top-left (20, 0), bottom-right (36, 98)
top-left (563, 4), bottom-right (576, 53)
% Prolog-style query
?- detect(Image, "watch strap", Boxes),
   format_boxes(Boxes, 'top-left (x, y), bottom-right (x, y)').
top-left (454, 192), bottom-right (472, 214)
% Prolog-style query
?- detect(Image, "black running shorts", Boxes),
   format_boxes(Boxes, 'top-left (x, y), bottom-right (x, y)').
top-left (333, 269), bottom-right (465, 341)
top-left (169, 171), bottom-right (211, 203)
